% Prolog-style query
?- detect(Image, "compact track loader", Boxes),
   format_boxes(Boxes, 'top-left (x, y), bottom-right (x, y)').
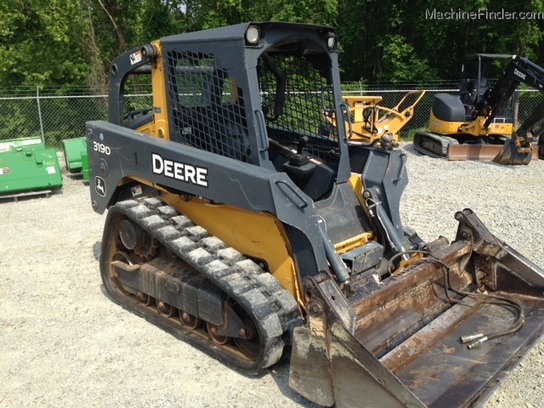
top-left (413, 54), bottom-right (544, 164)
top-left (87, 23), bottom-right (544, 407)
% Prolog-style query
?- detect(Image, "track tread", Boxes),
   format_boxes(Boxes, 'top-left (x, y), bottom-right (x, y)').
top-left (413, 132), bottom-right (459, 158)
top-left (106, 197), bottom-right (302, 373)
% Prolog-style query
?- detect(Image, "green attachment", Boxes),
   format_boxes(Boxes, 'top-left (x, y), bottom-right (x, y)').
top-left (0, 137), bottom-right (43, 152)
top-left (62, 137), bottom-right (89, 179)
top-left (81, 150), bottom-right (89, 180)
top-left (0, 138), bottom-right (63, 195)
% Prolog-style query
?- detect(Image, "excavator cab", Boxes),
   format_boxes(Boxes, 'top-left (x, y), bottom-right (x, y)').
top-left (86, 23), bottom-right (544, 407)
top-left (458, 54), bottom-right (516, 134)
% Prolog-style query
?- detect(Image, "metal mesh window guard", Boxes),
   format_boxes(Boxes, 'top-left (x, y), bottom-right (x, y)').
top-left (165, 50), bottom-right (251, 163)
top-left (258, 53), bottom-right (340, 163)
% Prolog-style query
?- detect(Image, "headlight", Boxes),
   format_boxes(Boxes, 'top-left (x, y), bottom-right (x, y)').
top-left (245, 26), bottom-right (260, 45)
top-left (327, 33), bottom-right (336, 50)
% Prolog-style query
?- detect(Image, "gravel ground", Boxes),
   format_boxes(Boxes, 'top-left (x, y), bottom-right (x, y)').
top-left (1, 145), bottom-right (543, 408)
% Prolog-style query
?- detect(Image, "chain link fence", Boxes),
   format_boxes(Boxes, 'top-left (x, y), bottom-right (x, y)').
top-left (0, 85), bottom-right (542, 148)
top-left (341, 82), bottom-right (544, 139)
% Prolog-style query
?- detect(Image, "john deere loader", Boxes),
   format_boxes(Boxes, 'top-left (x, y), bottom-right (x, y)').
top-left (87, 23), bottom-right (544, 407)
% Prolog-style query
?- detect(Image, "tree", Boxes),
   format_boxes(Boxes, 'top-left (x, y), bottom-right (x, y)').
top-left (337, 0), bottom-right (544, 84)
top-left (377, 34), bottom-right (438, 83)
top-left (1, 0), bottom-right (544, 91)
top-left (183, 0), bottom-right (337, 30)
top-left (337, 0), bottom-right (440, 84)
top-left (0, 0), bottom-right (90, 90)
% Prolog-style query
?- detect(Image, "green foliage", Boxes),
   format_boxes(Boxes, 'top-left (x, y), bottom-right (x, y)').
top-left (267, 0), bottom-right (337, 25)
top-left (0, 100), bottom-right (40, 140)
top-left (39, 97), bottom-right (107, 148)
top-left (137, 0), bottom-right (186, 41)
top-left (183, 0), bottom-right (337, 30)
top-left (0, 0), bottom-right (90, 89)
top-left (338, 0), bottom-right (544, 84)
top-left (377, 35), bottom-right (438, 83)
top-left (1, 0), bottom-right (544, 90)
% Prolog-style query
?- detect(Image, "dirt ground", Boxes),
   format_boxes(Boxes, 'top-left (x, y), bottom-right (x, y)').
top-left (1, 147), bottom-right (543, 407)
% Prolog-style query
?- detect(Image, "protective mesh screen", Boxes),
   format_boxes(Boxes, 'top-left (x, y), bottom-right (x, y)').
top-left (165, 48), bottom-right (340, 165)
top-left (258, 52), bottom-right (339, 162)
top-left (166, 50), bottom-right (251, 162)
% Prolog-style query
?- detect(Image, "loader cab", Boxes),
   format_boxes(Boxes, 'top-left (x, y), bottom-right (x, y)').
top-left (107, 60), bottom-right (155, 130)
top-left (160, 23), bottom-right (350, 201)
top-left (108, 23), bottom-right (350, 202)
top-left (252, 30), bottom-right (345, 200)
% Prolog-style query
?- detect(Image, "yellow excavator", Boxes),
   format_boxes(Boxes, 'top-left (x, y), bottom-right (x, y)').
top-left (413, 53), bottom-right (544, 164)
top-left (86, 23), bottom-right (544, 407)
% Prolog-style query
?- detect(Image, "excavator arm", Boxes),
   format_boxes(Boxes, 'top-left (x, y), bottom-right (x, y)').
top-left (490, 56), bottom-right (544, 164)
top-left (480, 56), bottom-right (544, 129)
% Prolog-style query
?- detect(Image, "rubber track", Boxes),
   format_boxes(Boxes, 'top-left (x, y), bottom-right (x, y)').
top-left (107, 197), bottom-right (302, 374)
top-left (413, 132), bottom-right (459, 158)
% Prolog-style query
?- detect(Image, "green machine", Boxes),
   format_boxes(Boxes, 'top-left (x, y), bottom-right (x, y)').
top-left (62, 137), bottom-right (89, 180)
top-left (0, 137), bottom-right (63, 197)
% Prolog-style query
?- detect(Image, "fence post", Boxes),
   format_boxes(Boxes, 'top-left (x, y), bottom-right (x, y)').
top-left (36, 85), bottom-right (45, 144)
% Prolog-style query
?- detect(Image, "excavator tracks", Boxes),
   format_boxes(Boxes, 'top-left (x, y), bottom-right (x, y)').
top-left (412, 132), bottom-right (459, 158)
top-left (100, 197), bottom-right (302, 375)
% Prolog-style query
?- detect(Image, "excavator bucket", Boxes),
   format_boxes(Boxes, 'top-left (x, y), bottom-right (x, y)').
top-left (290, 209), bottom-right (544, 408)
top-left (493, 136), bottom-right (533, 165)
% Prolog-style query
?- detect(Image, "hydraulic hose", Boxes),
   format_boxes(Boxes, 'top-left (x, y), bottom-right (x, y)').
top-left (387, 250), bottom-right (526, 349)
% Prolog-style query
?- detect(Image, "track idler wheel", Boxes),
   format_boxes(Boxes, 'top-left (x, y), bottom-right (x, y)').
top-left (206, 322), bottom-right (231, 345)
top-left (156, 300), bottom-right (175, 317)
top-left (179, 311), bottom-right (201, 330)
top-left (233, 306), bottom-right (260, 361)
